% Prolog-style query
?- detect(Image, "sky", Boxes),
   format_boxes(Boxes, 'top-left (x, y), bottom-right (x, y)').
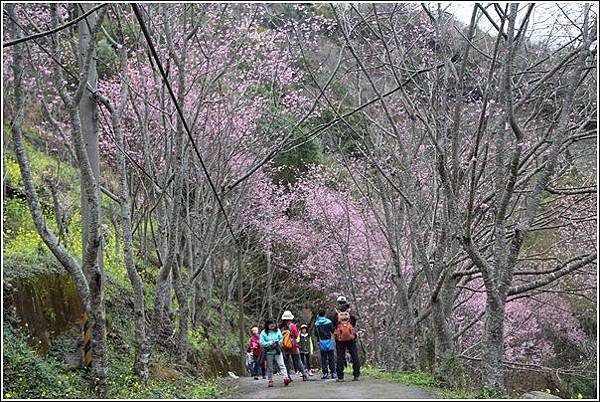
top-left (437, 2), bottom-right (598, 45)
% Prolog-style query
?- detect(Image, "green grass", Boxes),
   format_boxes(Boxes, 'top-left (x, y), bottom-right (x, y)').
top-left (361, 365), bottom-right (478, 399)
top-left (2, 323), bottom-right (221, 399)
top-left (362, 365), bottom-right (517, 399)
top-left (105, 348), bottom-right (220, 399)
top-left (2, 323), bottom-right (88, 399)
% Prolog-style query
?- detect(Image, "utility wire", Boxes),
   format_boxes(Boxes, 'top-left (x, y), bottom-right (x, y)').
top-left (4, 7), bottom-right (223, 248)
top-left (131, 3), bottom-right (238, 244)
top-left (2, 3), bottom-right (107, 48)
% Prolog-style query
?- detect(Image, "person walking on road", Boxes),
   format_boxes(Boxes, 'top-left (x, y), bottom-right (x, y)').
top-left (298, 324), bottom-right (314, 376)
top-left (260, 318), bottom-right (291, 388)
top-left (280, 310), bottom-right (309, 381)
top-left (249, 326), bottom-right (266, 380)
top-left (314, 309), bottom-right (336, 380)
top-left (328, 296), bottom-right (360, 382)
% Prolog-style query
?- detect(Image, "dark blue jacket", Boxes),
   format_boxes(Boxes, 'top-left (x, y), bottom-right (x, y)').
top-left (314, 316), bottom-right (334, 341)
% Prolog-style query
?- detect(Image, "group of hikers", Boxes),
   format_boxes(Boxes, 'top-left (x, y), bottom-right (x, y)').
top-left (246, 295), bottom-right (361, 388)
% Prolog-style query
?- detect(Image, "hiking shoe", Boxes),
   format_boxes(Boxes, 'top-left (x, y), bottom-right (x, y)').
top-left (262, 376), bottom-right (266, 379)
top-left (254, 376), bottom-right (259, 380)
top-left (268, 380), bottom-right (274, 388)
top-left (353, 376), bottom-right (360, 381)
top-left (302, 374), bottom-right (308, 381)
top-left (321, 374), bottom-right (329, 380)
top-left (283, 377), bottom-right (292, 386)
top-left (336, 378), bottom-right (345, 382)
top-left (331, 374), bottom-right (337, 379)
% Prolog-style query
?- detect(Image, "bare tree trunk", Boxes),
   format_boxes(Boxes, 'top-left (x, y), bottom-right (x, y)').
top-left (6, 4), bottom-right (92, 310)
top-left (466, 4), bottom-right (594, 392)
top-left (377, 175), bottom-right (417, 370)
top-left (192, 280), bottom-right (202, 330)
top-left (266, 231), bottom-right (273, 319)
top-left (145, 8), bottom-right (189, 360)
top-left (10, 3), bottom-right (109, 396)
top-left (483, 299), bottom-right (505, 391)
top-left (77, 5), bottom-right (108, 395)
top-left (431, 297), bottom-right (454, 360)
top-left (96, 30), bottom-right (149, 381)
top-left (237, 247), bottom-right (245, 373)
top-left (173, 258), bottom-right (189, 367)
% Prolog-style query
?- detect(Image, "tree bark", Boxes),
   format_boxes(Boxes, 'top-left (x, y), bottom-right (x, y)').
top-left (76, 5), bottom-right (108, 395)
top-left (173, 258), bottom-right (189, 367)
top-left (483, 299), bottom-right (506, 392)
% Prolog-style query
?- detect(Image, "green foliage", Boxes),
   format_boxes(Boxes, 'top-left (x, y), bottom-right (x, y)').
top-left (362, 365), bottom-right (438, 387)
top-left (437, 389), bottom-right (478, 399)
top-left (3, 197), bottom-right (33, 238)
top-left (106, 348), bottom-right (220, 399)
top-left (2, 324), bottom-right (88, 399)
top-left (4, 153), bottom-right (22, 187)
top-left (96, 38), bottom-right (118, 78)
top-left (553, 374), bottom-right (597, 399)
top-left (3, 298), bottom-right (221, 399)
top-left (363, 365), bottom-right (483, 399)
top-left (3, 225), bottom-right (48, 259)
top-left (188, 328), bottom-right (208, 352)
top-left (434, 351), bottom-right (466, 390)
top-left (273, 132), bottom-right (323, 185)
top-left (3, 136), bottom-right (80, 261)
top-left (2, 251), bottom-right (65, 280)
top-left (316, 108), bottom-right (367, 157)
top-left (477, 385), bottom-right (511, 399)
top-left (3, 134), bottom-right (222, 399)
top-left (188, 300), bottom-right (241, 357)
top-left (4, 137), bottom-right (79, 191)
top-left (417, 331), bottom-right (435, 372)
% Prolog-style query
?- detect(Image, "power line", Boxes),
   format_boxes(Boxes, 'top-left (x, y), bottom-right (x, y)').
top-left (2, 3), bottom-right (107, 48)
top-left (131, 3), bottom-right (239, 244)
top-left (5, 8), bottom-right (224, 249)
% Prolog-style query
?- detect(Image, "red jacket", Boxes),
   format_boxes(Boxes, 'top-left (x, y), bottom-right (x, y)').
top-left (249, 334), bottom-right (262, 357)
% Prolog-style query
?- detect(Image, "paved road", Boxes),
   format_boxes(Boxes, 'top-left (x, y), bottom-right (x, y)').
top-left (224, 374), bottom-right (436, 399)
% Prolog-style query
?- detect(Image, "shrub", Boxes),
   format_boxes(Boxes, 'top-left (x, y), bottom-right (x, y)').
top-left (435, 351), bottom-right (466, 390)
top-left (2, 323), bottom-right (88, 399)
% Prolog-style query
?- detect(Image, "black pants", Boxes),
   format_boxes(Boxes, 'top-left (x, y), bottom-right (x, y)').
top-left (320, 349), bottom-right (336, 376)
top-left (336, 340), bottom-right (360, 379)
top-left (252, 350), bottom-right (266, 377)
top-left (300, 352), bottom-right (311, 371)
top-left (283, 352), bottom-right (307, 376)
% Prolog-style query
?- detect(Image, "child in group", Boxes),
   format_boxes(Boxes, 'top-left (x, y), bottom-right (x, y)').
top-left (259, 318), bottom-right (291, 388)
top-left (298, 324), bottom-right (314, 376)
top-left (248, 326), bottom-right (266, 380)
top-left (280, 310), bottom-right (308, 381)
top-left (246, 349), bottom-right (254, 376)
top-left (314, 309), bottom-right (336, 380)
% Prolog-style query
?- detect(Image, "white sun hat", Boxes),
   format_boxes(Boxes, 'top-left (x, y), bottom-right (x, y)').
top-left (281, 310), bottom-right (294, 320)
top-left (337, 295), bottom-right (348, 304)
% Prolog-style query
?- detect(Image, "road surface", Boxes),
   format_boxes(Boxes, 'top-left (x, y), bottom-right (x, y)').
top-left (223, 374), bottom-right (436, 399)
